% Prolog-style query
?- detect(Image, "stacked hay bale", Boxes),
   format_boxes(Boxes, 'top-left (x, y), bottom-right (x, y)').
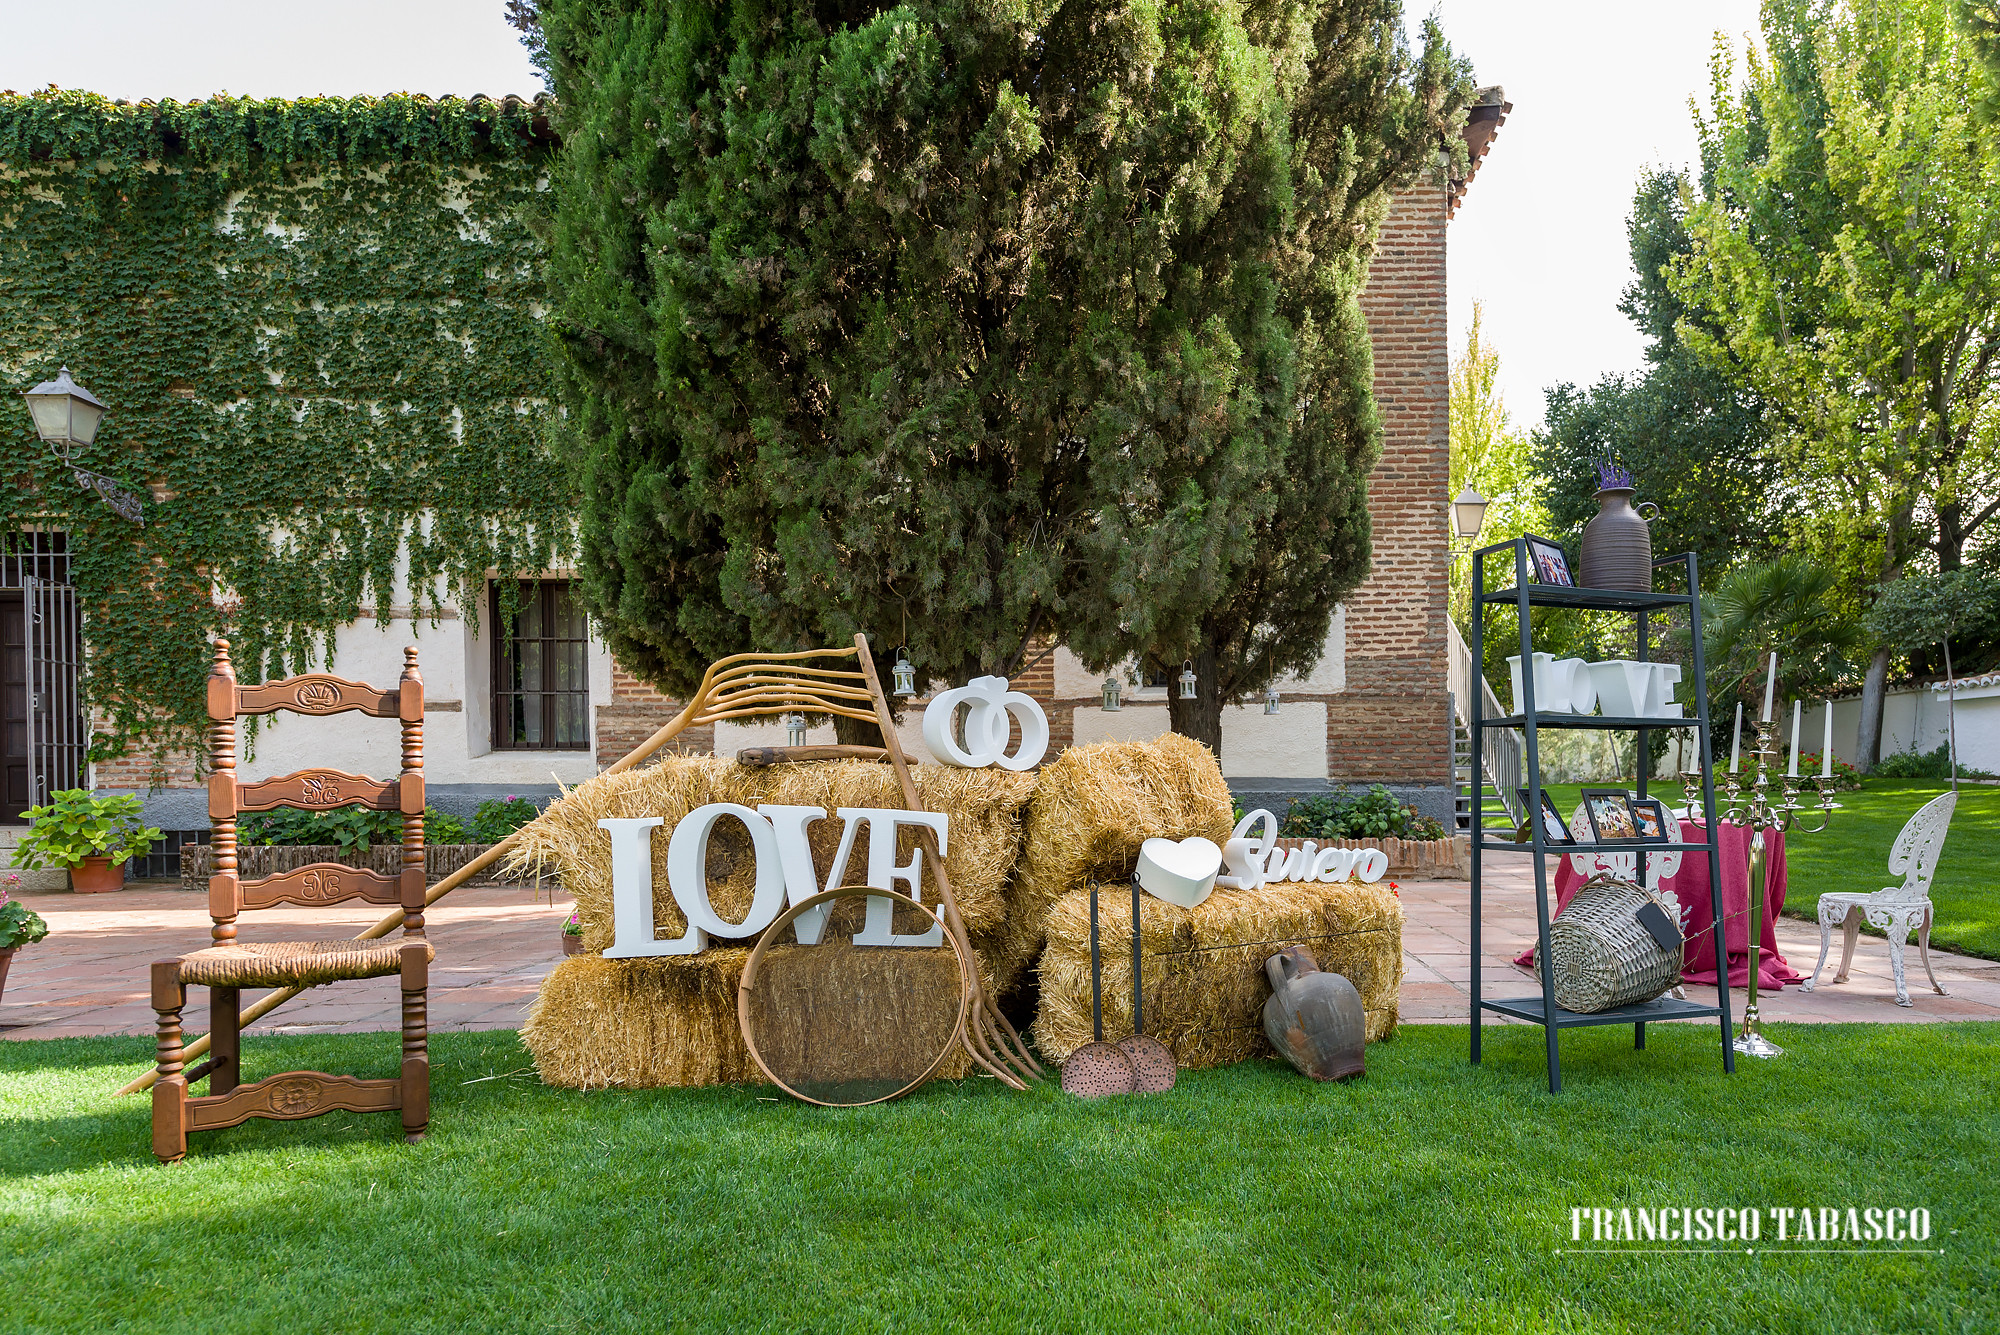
top-left (1034, 880), bottom-right (1404, 1068)
top-left (516, 757), bottom-right (1035, 1089)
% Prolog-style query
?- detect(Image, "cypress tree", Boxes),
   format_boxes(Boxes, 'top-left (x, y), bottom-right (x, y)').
top-left (544, 0), bottom-right (1469, 751)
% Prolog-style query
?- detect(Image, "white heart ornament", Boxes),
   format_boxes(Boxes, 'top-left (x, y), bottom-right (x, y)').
top-left (1136, 836), bottom-right (1223, 908)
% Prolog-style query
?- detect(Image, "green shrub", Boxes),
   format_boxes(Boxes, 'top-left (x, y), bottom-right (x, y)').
top-left (1871, 745), bottom-right (1996, 781)
top-left (1797, 752), bottom-right (1864, 791)
top-left (1280, 785), bottom-right (1448, 842)
top-left (239, 805), bottom-right (470, 851)
top-left (468, 796), bottom-right (540, 844)
top-left (0, 895), bottom-right (50, 948)
top-left (9, 791), bottom-right (164, 869)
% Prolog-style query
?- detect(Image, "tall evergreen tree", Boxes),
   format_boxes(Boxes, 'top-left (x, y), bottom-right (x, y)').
top-left (542, 0), bottom-right (1467, 751)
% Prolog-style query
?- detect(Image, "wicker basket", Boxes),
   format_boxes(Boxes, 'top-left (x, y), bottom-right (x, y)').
top-left (1533, 873), bottom-right (1683, 1013)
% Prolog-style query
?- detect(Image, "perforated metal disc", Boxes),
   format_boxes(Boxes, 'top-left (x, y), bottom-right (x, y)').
top-left (739, 886), bottom-right (968, 1107)
top-left (1116, 1035), bottom-right (1177, 1094)
top-left (1061, 1041), bottom-right (1137, 1098)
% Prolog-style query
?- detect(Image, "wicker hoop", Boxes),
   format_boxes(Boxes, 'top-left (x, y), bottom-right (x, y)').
top-left (1534, 872), bottom-right (1684, 1013)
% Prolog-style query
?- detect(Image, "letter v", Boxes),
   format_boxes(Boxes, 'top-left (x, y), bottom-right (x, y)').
top-left (759, 805), bottom-right (859, 945)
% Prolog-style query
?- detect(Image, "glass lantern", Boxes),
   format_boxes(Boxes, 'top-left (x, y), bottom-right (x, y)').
top-left (1100, 676), bottom-right (1122, 711)
top-left (784, 712), bottom-right (807, 746)
top-left (1178, 660), bottom-right (1196, 700)
top-left (1263, 685), bottom-right (1281, 715)
top-left (22, 367), bottom-right (106, 450)
top-left (891, 648), bottom-right (917, 698)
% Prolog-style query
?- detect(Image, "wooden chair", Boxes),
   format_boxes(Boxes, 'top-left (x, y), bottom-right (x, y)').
top-left (150, 640), bottom-right (430, 1162)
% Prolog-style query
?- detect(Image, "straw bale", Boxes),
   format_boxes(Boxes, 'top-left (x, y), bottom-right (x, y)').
top-left (505, 756), bottom-right (1035, 954)
top-left (1002, 734), bottom-right (1234, 986)
top-left (1033, 879), bottom-right (1403, 1070)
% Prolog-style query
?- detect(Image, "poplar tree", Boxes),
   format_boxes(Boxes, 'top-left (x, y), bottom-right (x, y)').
top-left (543, 0), bottom-right (1468, 750)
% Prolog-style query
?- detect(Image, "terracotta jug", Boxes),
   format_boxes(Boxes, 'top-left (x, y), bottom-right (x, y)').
top-left (1261, 946), bottom-right (1366, 1081)
top-left (1579, 462), bottom-right (1662, 592)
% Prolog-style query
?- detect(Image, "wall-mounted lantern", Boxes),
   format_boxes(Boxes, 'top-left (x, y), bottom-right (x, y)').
top-left (1100, 676), bottom-right (1122, 712)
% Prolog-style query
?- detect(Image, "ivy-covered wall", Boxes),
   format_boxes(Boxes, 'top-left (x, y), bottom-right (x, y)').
top-left (0, 90), bottom-right (574, 767)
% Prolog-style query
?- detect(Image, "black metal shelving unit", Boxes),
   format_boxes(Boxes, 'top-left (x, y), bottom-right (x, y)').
top-left (1469, 540), bottom-right (1735, 1092)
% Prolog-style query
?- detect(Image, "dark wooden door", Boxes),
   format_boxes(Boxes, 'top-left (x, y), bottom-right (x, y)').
top-left (1, 593), bottom-right (27, 822)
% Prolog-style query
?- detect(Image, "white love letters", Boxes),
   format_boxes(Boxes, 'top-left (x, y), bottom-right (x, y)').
top-left (921, 675), bottom-right (1048, 770)
top-left (1510, 654), bottom-right (1682, 718)
top-left (1215, 809), bottom-right (1388, 890)
top-left (1136, 836), bottom-right (1223, 907)
top-left (599, 804), bottom-right (950, 957)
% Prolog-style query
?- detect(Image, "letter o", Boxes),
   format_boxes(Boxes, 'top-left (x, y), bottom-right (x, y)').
top-left (1351, 848), bottom-right (1391, 883)
top-left (665, 803), bottom-right (787, 939)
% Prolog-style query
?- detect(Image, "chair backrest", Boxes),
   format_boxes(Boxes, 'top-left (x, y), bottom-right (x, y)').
top-left (205, 639), bottom-right (425, 945)
top-left (684, 646), bottom-right (883, 731)
top-left (1884, 789), bottom-right (1957, 902)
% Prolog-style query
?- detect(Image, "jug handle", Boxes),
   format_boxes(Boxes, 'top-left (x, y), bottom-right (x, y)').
top-left (1264, 945), bottom-right (1319, 993)
top-left (1637, 501), bottom-right (1663, 524)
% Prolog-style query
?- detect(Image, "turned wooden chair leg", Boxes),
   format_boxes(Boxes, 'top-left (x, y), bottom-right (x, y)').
top-left (400, 943), bottom-right (429, 1144)
top-left (209, 985), bottom-right (241, 1095)
top-left (151, 961), bottom-right (189, 1164)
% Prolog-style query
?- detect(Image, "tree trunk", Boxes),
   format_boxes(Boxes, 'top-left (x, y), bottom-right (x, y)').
top-left (833, 712), bottom-right (888, 750)
top-left (1166, 646), bottom-right (1225, 757)
top-left (1855, 645), bottom-right (1891, 773)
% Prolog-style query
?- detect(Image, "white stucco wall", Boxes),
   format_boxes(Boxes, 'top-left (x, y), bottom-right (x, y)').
top-left (1802, 685), bottom-right (2000, 775)
top-left (1069, 701), bottom-right (1328, 778)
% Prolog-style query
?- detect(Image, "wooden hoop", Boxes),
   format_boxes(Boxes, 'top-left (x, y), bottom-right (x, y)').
top-left (737, 885), bottom-right (970, 1108)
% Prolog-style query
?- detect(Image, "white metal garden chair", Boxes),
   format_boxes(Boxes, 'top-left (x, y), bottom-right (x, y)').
top-left (1800, 790), bottom-right (1956, 1007)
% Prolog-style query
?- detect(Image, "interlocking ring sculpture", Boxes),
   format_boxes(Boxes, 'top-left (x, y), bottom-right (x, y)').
top-left (921, 675), bottom-right (1048, 771)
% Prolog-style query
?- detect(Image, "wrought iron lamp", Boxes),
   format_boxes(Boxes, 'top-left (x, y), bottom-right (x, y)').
top-left (20, 367), bottom-right (144, 524)
top-left (1263, 685), bottom-right (1281, 715)
top-left (1100, 676), bottom-right (1121, 711)
top-left (1679, 654), bottom-right (1841, 1059)
top-left (1178, 660), bottom-right (1197, 700)
top-left (891, 648), bottom-right (917, 698)
top-left (1450, 485), bottom-right (1489, 545)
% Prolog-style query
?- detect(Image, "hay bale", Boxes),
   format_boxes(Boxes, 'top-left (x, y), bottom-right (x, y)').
top-left (1033, 880), bottom-right (1403, 1069)
top-left (1001, 734), bottom-right (1234, 987)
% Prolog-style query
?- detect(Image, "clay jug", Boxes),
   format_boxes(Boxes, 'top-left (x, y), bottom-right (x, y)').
top-left (1260, 946), bottom-right (1366, 1081)
top-left (1579, 464), bottom-right (1662, 592)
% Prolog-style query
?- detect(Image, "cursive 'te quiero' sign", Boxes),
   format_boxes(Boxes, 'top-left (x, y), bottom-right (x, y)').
top-left (597, 806), bottom-right (951, 957)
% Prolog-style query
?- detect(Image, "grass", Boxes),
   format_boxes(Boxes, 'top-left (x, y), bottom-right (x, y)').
top-left (4, 1025), bottom-right (1997, 1333)
top-left (1527, 779), bottom-right (2000, 963)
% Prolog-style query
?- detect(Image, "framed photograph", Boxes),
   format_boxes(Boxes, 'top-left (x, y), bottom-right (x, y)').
top-left (1523, 534), bottom-right (1574, 587)
top-left (1519, 788), bottom-right (1577, 846)
top-left (1630, 797), bottom-right (1670, 843)
top-left (1582, 788), bottom-right (1638, 842)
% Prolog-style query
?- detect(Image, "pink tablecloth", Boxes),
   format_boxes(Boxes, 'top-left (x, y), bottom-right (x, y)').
top-left (1511, 820), bottom-right (1800, 990)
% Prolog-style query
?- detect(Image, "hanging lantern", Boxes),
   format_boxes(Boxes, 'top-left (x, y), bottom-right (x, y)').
top-left (1101, 676), bottom-right (1122, 712)
top-left (784, 712), bottom-right (807, 746)
top-left (1264, 685), bottom-right (1281, 716)
top-left (1178, 660), bottom-right (1197, 701)
top-left (891, 647), bottom-right (917, 698)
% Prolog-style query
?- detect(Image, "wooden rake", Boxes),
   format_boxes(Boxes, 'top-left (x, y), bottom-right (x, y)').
top-left (117, 634), bottom-right (1043, 1096)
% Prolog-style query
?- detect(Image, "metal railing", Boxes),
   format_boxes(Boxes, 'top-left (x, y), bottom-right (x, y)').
top-left (1448, 617), bottom-right (1522, 826)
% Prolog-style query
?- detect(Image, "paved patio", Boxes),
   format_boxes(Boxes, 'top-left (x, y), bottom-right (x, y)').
top-left (2, 865), bottom-right (1995, 1043)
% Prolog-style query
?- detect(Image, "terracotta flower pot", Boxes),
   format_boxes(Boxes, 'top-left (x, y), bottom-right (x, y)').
top-left (68, 856), bottom-right (126, 894)
top-left (562, 932), bottom-right (583, 956)
top-left (0, 945), bottom-right (14, 1003)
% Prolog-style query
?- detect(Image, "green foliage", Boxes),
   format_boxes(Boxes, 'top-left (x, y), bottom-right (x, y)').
top-left (542, 0), bottom-right (1469, 755)
top-left (1954, 0), bottom-right (2000, 128)
top-left (562, 907), bottom-right (582, 935)
top-left (0, 90), bottom-right (573, 766)
top-left (238, 804), bottom-right (469, 852)
top-left (1867, 566), bottom-right (2000, 653)
top-left (0, 897), bottom-right (50, 949)
top-left (468, 795), bottom-right (540, 844)
top-left (8, 790), bottom-right (163, 868)
top-left (1281, 784), bottom-right (1447, 841)
top-left (1872, 744), bottom-right (1997, 779)
top-left (1704, 556), bottom-right (1866, 701)
top-left (1797, 752), bottom-right (1865, 790)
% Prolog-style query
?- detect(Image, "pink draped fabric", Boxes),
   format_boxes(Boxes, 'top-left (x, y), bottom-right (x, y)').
top-left (1511, 819), bottom-right (1800, 990)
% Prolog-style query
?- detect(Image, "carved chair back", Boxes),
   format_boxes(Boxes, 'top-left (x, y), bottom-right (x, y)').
top-left (205, 640), bottom-right (426, 944)
top-left (1882, 789), bottom-right (1957, 903)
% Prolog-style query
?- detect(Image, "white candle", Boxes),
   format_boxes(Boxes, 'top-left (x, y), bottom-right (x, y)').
top-left (1762, 652), bottom-right (1778, 722)
top-left (1822, 704), bottom-right (1834, 778)
top-left (1730, 702), bottom-right (1742, 773)
top-left (1788, 699), bottom-right (1801, 776)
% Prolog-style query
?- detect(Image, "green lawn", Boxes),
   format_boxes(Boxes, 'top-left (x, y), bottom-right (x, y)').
top-left (1526, 778), bottom-right (2000, 963)
top-left (4, 1025), bottom-right (1997, 1332)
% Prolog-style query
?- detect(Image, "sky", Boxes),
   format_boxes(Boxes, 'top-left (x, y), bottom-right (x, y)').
top-left (0, 0), bottom-right (1762, 431)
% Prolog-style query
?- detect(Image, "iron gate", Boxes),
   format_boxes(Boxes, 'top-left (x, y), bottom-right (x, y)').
top-left (3, 535), bottom-right (84, 805)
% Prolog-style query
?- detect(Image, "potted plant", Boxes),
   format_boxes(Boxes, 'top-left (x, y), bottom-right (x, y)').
top-left (1, 875), bottom-right (50, 1003)
top-left (10, 790), bottom-right (164, 894)
top-left (561, 908), bottom-right (584, 956)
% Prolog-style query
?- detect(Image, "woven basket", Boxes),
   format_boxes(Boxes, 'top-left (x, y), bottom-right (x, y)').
top-left (1533, 873), bottom-right (1683, 1013)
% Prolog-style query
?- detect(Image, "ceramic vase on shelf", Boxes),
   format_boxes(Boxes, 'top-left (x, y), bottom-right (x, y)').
top-left (1578, 460), bottom-right (1661, 592)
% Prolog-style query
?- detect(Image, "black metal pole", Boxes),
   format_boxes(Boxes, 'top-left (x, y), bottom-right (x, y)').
top-left (1130, 878), bottom-right (1143, 1038)
top-left (1685, 552), bottom-right (1735, 1073)
top-left (1516, 541), bottom-right (1561, 1093)
top-left (1470, 546), bottom-right (1486, 1066)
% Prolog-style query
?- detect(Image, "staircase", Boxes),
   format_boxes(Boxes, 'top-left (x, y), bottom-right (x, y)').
top-left (1448, 619), bottom-right (1524, 836)
top-left (1453, 719), bottom-right (1517, 835)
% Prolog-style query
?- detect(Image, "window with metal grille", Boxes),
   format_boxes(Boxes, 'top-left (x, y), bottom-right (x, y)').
top-left (491, 581), bottom-right (591, 751)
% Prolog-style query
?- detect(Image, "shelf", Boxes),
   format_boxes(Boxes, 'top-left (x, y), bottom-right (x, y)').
top-left (1478, 585), bottom-right (1694, 613)
top-left (1477, 839), bottom-right (1718, 854)
top-left (1477, 714), bottom-right (1703, 731)
top-left (1479, 994), bottom-right (1725, 1029)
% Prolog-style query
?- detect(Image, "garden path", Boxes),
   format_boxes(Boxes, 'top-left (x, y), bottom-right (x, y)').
top-left (4, 867), bottom-right (1997, 1043)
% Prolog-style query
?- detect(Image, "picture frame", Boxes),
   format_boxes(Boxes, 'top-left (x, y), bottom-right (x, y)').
top-left (1523, 534), bottom-right (1575, 588)
top-left (1581, 788), bottom-right (1639, 842)
top-left (1630, 797), bottom-right (1670, 843)
top-left (1518, 788), bottom-right (1577, 846)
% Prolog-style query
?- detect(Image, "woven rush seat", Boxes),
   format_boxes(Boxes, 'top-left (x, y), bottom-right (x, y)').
top-left (176, 937), bottom-right (432, 989)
